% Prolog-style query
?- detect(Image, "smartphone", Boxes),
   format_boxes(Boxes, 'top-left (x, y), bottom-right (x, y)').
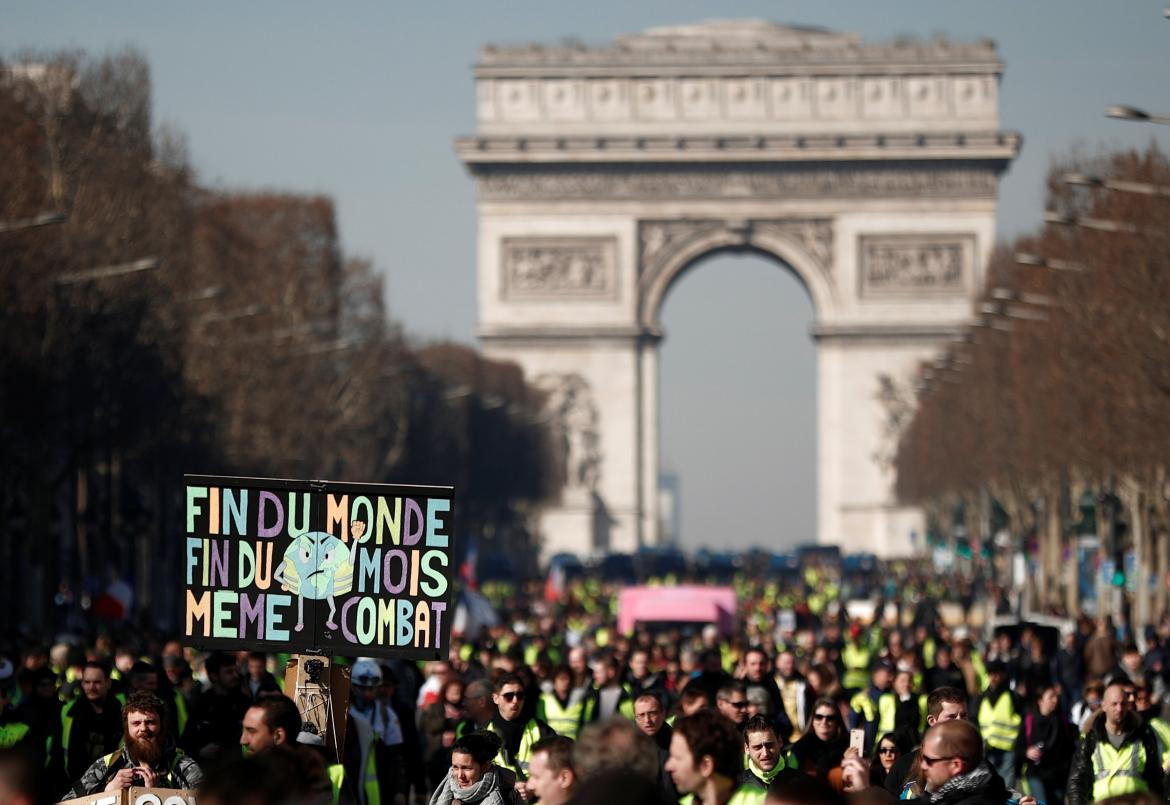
top-left (850, 728), bottom-right (865, 754)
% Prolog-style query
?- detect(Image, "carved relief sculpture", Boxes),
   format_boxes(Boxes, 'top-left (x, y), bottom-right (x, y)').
top-left (501, 237), bottom-right (617, 299)
top-left (535, 373), bottom-right (602, 493)
top-left (859, 234), bottom-right (974, 298)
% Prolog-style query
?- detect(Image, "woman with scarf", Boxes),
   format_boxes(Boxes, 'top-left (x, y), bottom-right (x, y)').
top-left (428, 731), bottom-right (520, 805)
top-left (782, 697), bottom-right (849, 790)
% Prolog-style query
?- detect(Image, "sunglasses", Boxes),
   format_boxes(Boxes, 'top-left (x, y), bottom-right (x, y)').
top-left (500, 691), bottom-right (525, 702)
top-left (724, 700), bottom-right (748, 709)
top-left (921, 754), bottom-right (956, 766)
top-left (879, 746), bottom-right (898, 755)
top-left (813, 713), bottom-right (837, 722)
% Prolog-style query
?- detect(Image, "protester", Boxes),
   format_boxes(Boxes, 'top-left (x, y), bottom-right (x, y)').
top-left (539, 665), bottom-right (585, 739)
top-left (239, 693), bottom-right (301, 754)
top-left (869, 731), bottom-right (911, 789)
top-left (785, 697), bottom-right (848, 788)
top-left (429, 730), bottom-right (520, 805)
top-left (183, 651), bottom-right (248, 764)
top-left (525, 735), bottom-right (578, 805)
top-left (716, 680), bottom-right (752, 729)
top-left (975, 661), bottom-right (1022, 788)
top-left (574, 716), bottom-right (660, 784)
top-left (1016, 682), bottom-right (1072, 805)
top-left (488, 672), bottom-right (555, 780)
top-left (1067, 679), bottom-right (1165, 805)
top-left (59, 661), bottom-right (123, 782)
top-left (243, 652), bottom-right (281, 703)
top-left (65, 691), bottom-right (203, 798)
top-left (421, 676), bottom-right (467, 788)
top-left (883, 686), bottom-right (968, 797)
top-left (664, 709), bottom-right (766, 805)
top-left (742, 714), bottom-right (788, 790)
top-left (915, 719), bottom-right (1006, 805)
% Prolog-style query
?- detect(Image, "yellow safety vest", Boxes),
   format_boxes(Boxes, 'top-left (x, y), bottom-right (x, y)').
top-left (328, 763), bottom-right (346, 805)
top-left (1148, 718), bottom-right (1170, 770)
top-left (583, 686), bottom-right (635, 723)
top-left (173, 689), bottom-right (189, 737)
top-left (877, 693), bottom-right (898, 734)
top-left (0, 721), bottom-right (30, 748)
top-left (539, 693), bottom-right (583, 739)
top-left (850, 690), bottom-right (876, 724)
top-left (978, 692), bottom-right (1021, 752)
top-left (362, 740), bottom-right (381, 805)
top-left (680, 783), bottom-right (767, 805)
top-left (1091, 739), bottom-right (1149, 801)
top-left (842, 644), bottom-right (871, 691)
top-left (488, 719), bottom-right (544, 778)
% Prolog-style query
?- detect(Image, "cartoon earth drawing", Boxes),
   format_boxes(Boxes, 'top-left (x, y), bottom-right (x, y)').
top-left (273, 530), bottom-right (354, 632)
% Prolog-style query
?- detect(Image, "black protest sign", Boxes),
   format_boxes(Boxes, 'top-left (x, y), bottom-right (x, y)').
top-left (182, 475), bottom-right (455, 659)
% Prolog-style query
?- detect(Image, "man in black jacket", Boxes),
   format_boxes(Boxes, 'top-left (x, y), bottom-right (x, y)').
top-left (59, 662), bottom-right (123, 783)
top-left (633, 690), bottom-right (678, 802)
top-left (913, 720), bottom-right (1006, 805)
top-left (1067, 679), bottom-right (1166, 805)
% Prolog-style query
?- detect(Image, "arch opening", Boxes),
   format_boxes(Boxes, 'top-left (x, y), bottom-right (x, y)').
top-left (656, 249), bottom-right (817, 552)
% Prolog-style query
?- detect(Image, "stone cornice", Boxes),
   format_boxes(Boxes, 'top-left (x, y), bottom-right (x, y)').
top-left (468, 162), bottom-right (1004, 202)
top-left (480, 325), bottom-right (662, 343)
top-left (811, 321), bottom-right (968, 341)
top-left (475, 61), bottom-right (1003, 79)
top-left (456, 131), bottom-right (1021, 165)
top-left (480, 321), bottom-right (970, 344)
top-left (477, 22), bottom-right (1001, 76)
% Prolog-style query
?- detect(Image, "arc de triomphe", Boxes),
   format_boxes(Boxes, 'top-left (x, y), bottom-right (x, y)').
top-left (456, 20), bottom-right (1019, 557)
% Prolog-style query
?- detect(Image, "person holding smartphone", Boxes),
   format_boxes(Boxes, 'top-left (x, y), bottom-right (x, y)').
top-left (63, 691), bottom-right (203, 799)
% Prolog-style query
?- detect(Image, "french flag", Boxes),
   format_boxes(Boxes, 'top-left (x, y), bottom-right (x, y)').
top-left (460, 536), bottom-right (478, 591)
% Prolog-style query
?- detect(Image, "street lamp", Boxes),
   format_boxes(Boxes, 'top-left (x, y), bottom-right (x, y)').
top-left (1043, 210), bottom-right (1139, 234)
top-left (1064, 172), bottom-right (1170, 199)
top-left (990, 287), bottom-right (1054, 307)
top-left (53, 257), bottom-right (159, 285)
top-left (0, 211), bottom-right (66, 234)
top-left (1015, 252), bottom-right (1086, 272)
top-left (1105, 105), bottom-right (1170, 125)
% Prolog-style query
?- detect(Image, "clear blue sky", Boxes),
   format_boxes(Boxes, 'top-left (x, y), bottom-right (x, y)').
top-left (6, 1), bottom-right (1167, 551)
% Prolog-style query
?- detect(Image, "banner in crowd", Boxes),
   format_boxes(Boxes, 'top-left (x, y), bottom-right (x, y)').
top-left (182, 475), bottom-right (455, 659)
top-left (58, 788), bottom-right (196, 805)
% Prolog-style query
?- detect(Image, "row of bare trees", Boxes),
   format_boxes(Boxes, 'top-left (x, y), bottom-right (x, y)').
top-left (0, 49), bottom-right (559, 633)
top-left (895, 144), bottom-right (1170, 624)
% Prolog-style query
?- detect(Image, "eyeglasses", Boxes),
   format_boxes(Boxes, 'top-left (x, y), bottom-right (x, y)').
top-left (879, 746), bottom-right (898, 756)
top-left (812, 713), bottom-right (837, 722)
top-left (921, 754), bottom-right (956, 766)
top-left (500, 691), bottom-right (525, 702)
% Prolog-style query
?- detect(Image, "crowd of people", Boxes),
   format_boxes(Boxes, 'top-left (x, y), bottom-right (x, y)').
top-left (2, 570), bottom-right (1170, 805)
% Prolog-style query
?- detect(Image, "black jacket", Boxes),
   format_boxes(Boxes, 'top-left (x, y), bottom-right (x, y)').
top-left (906, 761), bottom-right (1007, 805)
top-left (1067, 712), bottom-right (1166, 805)
top-left (1014, 708), bottom-right (1072, 784)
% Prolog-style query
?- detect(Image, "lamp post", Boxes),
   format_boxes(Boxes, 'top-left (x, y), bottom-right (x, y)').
top-left (1064, 172), bottom-right (1170, 198)
top-left (1043, 210), bottom-right (1140, 234)
top-left (1105, 105), bottom-right (1170, 126)
top-left (1015, 252), bottom-right (1086, 272)
top-left (0, 211), bottom-right (66, 234)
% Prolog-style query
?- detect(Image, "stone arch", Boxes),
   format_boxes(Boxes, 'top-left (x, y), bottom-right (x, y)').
top-left (637, 219), bottom-right (838, 333)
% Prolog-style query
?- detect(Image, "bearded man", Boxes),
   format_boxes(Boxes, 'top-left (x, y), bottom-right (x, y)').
top-left (64, 691), bottom-right (202, 798)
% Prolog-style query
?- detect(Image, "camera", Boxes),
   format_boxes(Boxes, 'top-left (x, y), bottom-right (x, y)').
top-left (304, 659), bottom-right (325, 684)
